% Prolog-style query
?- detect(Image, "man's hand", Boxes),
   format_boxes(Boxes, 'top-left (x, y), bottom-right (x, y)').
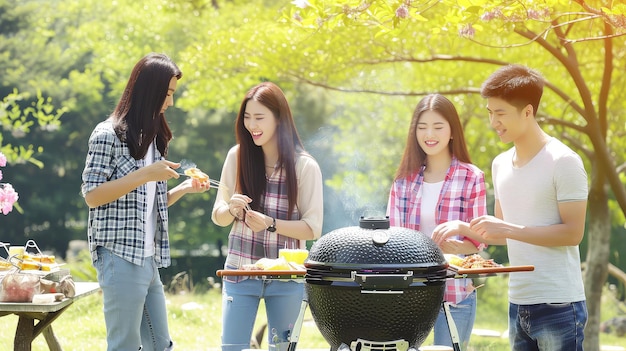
top-left (470, 215), bottom-right (520, 242)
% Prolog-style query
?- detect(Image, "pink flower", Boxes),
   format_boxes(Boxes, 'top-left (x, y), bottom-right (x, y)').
top-left (527, 9), bottom-right (541, 20)
top-left (0, 152), bottom-right (19, 215)
top-left (0, 183), bottom-right (19, 215)
top-left (395, 5), bottom-right (409, 19)
top-left (481, 7), bottom-right (503, 22)
top-left (459, 23), bottom-right (476, 38)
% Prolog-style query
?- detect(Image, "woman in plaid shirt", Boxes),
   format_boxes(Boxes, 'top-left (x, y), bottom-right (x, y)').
top-left (211, 82), bottom-right (323, 351)
top-left (81, 53), bottom-right (209, 351)
top-left (387, 94), bottom-right (487, 350)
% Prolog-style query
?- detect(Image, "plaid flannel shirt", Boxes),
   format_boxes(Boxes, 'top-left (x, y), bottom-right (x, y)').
top-left (387, 157), bottom-right (487, 303)
top-left (81, 120), bottom-right (170, 268)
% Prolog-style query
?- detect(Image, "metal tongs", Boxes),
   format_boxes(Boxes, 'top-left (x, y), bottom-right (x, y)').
top-left (175, 159), bottom-right (223, 189)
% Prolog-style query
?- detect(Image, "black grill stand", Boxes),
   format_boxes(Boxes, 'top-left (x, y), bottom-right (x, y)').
top-left (286, 300), bottom-right (462, 351)
top-left (286, 296), bottom-right (308, 351)
top-left (443, 302), bottom-right (462, 351)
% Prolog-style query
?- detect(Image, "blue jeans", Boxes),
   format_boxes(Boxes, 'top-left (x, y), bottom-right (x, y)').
top-left (509, 301), bottom-right (587, 351)
top-left (433, 290), bottom-right (476, 349)
top-left (221, 279), bottom-right (305, 351)
top-left (95, 247), bottom-right (173, 351)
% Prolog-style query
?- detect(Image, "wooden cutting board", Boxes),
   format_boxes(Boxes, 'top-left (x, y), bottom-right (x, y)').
top-left (216, 269), bottom-right (306, 277)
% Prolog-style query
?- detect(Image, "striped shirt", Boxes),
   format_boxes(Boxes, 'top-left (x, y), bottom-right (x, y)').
top-left (387, 157), bottom-right (487, 303)
top-left (81, 120), bottom-right (171, 267)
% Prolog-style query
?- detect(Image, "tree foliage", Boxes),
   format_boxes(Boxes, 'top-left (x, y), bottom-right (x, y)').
top-left (0, 89), bottom-right (65, 167)
top-left (0, 0), bottom-right (337, 253)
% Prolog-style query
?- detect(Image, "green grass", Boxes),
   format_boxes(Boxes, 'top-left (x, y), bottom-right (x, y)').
top-left (1, 275), bottom-right (625, 350)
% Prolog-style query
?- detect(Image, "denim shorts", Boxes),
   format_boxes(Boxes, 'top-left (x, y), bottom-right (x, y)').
top-left (509, 300), bottom-right (587, 351)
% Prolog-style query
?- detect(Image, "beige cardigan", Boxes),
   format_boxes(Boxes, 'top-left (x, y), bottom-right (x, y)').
top-left (211, 144), bottom-right (324, 240)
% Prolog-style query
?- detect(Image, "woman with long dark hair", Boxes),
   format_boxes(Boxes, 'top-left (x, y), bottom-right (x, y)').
top-left (81, 53), bottom-right (208, 351)
top-left (212, 82), bottom-right (323, 351)
top-left (387, 93), bottom-right (487, 350)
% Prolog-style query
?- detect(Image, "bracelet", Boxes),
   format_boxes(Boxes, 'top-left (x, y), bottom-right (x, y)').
top-left (227, 206), bottom-right (238, 219)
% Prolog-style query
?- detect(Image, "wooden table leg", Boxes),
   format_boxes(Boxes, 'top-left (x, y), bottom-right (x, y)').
top-left (42, 326), bottom-right (63, 351)
top-left (14, 316), bottom-right (34, 351)
top-left (13, 308), bottom-right (68, 351)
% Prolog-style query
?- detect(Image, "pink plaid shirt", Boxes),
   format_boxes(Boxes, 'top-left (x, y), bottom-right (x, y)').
top-left (387, 157), bottom-right (487, 303)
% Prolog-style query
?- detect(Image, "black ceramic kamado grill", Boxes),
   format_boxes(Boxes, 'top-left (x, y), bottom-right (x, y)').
top-left (215, 216), bottom-right (534, 351)
top-left (304, 217), bottom-right (452, 351)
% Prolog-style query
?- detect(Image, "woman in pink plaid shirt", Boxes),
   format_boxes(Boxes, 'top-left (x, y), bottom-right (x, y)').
top-left (387, 93), bottom-right (487, 350)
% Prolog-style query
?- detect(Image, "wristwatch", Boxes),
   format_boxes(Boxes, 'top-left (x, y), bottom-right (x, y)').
top-left (267, 217), bottom-right (277, 232)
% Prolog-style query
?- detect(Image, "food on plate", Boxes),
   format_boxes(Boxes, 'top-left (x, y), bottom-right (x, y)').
top-left (241, 257), bottom-right (300, 271)
top-left (0, 260), bottom-right (14, 270)
top-left (444, 254), bottom-right (465, 267)
top-left (184, 167), bottom-right (210, 182)
top-left (23, 253), bottom-right (56, 264)
top-left (459, 254), bottom-right (501, 269)
top-left (19, 260), bottom-right (56, 271)
top-left (446, 253), bottom-right (501, 269)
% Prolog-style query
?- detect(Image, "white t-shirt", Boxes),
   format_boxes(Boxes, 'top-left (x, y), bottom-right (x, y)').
top-left (420, 180), bottom-right (444, 236)
top-left (493, 137), bottom-right (588, 304)
top-left (143, 142), bottom-right (157, 257)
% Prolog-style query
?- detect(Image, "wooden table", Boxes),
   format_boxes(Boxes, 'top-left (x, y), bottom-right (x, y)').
top-left (0, 281), bottom-right (101, 351)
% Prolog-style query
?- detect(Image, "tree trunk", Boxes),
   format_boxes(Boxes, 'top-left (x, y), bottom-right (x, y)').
top-left (583, 170), bottom-right (610, 351)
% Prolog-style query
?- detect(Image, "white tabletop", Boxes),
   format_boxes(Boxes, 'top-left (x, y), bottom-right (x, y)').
top-left (0, 281), bottom-right (100, 314)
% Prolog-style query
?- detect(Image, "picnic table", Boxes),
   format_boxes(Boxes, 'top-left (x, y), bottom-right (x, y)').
top-left (0, 281), bottom-right (101, 351)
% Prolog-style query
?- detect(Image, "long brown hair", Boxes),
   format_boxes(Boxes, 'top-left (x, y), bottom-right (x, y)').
top-left (395, 94), bottom-right (471, 180)
top-left (112, 53), bottom-right (182, 159)
top-left (235, 82), bottom-right (305, 218)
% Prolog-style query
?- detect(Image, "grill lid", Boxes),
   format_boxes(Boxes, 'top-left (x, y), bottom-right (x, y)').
top-left (305, 217), bottom-right (447, 273)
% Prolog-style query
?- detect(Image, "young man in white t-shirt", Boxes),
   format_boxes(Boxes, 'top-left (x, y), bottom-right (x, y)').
top-left (435, 64), bottom-right (588, 350)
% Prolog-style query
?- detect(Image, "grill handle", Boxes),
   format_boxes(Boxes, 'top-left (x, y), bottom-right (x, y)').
top-left (351, 271), bottom-right (413, 290)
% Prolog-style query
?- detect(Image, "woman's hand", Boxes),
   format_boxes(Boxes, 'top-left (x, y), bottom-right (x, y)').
top-left (431, 220), bottom-right (466, 245)
top-left (439, 238), bottom-right (465, 254)
top-left (228, 194), bottom-right (252, 220)
top-left (166, 173), bottom-right (211, 206)
top-left (143, 160), bottom-right (181, 182)
top-left (243, 210), bottom-right (271, 232)
top-left (432, 220), bottom-right (482, 255)
top-left (178, 178), bottom-right (210, 194)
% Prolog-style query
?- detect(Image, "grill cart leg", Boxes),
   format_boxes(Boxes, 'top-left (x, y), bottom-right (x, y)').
top-left (443, 302), bottom-right (462, 351)
top-left (287, 296), bottom-right (308, 351)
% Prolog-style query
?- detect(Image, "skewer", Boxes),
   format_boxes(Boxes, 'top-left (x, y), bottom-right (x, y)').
top-left (177, 171), bottom-right (226, 190)
top-left (174, 160), bottom-right (228, 190)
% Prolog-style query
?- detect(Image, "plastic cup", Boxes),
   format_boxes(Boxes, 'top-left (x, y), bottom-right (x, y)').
top-left (279, 249), bottom-right (309, 265)
top-left (9, 246), bottom-right (24, 260)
